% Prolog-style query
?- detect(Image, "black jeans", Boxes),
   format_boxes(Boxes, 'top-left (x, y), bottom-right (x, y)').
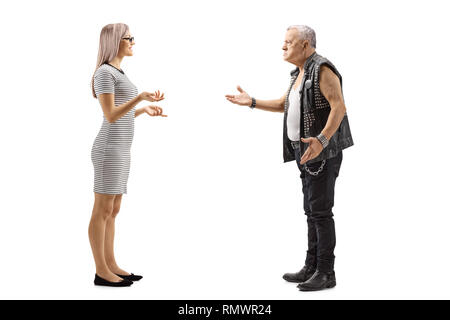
top-left (294, 147), bottom-right (343, 273)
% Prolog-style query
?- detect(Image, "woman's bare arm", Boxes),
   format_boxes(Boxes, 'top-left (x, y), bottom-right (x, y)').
top-left (97, 93), bottom-right (142, 123)
top-left (98, 91), bottom-right (164, 123)
top-left (134, 106), bottom-right (145, 118)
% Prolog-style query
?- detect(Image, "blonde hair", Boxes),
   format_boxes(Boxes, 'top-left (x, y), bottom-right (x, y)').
top-left (91, 23), bottom-right (129, 98)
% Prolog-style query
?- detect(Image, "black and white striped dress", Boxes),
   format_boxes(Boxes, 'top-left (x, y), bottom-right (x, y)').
top-left (91, 63), bottom-right (139, 194)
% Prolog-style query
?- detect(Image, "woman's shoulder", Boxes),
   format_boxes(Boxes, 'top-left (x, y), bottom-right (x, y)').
top-left (95, 64), bottom-right (112, 74)
top-left (94, 64), bottom-right (119, 82)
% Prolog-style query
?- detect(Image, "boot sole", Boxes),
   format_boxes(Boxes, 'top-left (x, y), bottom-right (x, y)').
top-left (299, 280), bottom-right (336, 292)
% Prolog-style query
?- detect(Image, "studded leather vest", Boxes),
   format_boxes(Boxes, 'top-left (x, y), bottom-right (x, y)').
top-left (283, 52), bottom-right (354, 163)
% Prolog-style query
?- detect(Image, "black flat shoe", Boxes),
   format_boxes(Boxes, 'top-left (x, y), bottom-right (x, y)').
top-left (297, 270), bottom-right (336, 292)
top-left (283, 265), bottom-right (316, 283)
top-left (94, 274), bottom-right (133, 287)
top-left (116, 273), bottom-right (143, 281)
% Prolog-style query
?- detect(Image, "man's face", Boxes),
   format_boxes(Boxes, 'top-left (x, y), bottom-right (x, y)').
top-left (282, 29), bottom-right (306, 64)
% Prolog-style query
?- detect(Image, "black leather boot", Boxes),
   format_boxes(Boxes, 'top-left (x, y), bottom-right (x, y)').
top-left (297, 270), bottom-right (336, 291)
top-left (282, 265), bottom-right (316, 283)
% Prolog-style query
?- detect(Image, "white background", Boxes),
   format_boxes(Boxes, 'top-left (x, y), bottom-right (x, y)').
top-left (0, 0), bottom-right (449, 299)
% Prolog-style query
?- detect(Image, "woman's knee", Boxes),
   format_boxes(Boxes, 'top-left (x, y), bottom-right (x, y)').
top-left (110, 205), bottom-right (120, 218)
top-left (110, 195), bottom-right (122, 219)
top-left (93, 194), bottom-right (116, 220)
top-left (98, 203), bottom-right (114, 219)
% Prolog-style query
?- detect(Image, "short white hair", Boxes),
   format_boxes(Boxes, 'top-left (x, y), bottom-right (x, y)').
top-left (287, 25), bottom-right (316, 48)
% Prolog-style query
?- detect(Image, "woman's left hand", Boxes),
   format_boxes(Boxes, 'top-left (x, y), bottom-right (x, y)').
top-left (144, 105), bottom-right (167, 117)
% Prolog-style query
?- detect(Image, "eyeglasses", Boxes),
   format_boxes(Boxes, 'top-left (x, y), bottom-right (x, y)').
top-left (122, 36), bottom-right (134, 43)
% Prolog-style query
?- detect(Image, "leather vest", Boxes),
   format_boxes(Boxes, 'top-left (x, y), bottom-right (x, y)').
top-left (283, 52), bottom-right (354, 163)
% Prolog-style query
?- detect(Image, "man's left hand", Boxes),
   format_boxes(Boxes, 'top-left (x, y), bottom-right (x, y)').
top-left (299, 137), bottom-right (323, 165)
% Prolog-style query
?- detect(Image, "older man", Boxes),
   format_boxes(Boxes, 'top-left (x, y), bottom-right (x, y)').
top-left (225, 25), bottom-right (354, 291)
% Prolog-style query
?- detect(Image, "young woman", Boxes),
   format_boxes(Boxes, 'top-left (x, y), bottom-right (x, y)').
top-left (89, 23), bottom-right (167, 287)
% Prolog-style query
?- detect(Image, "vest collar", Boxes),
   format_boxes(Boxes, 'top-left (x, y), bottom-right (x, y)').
top-left (290, 51), bottom-right (318, 77)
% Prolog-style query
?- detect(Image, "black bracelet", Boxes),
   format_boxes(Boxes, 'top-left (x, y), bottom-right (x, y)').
top-left (250, 97), bottom-right (256, 109)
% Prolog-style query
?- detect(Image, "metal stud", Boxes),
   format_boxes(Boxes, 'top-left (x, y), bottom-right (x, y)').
top-left (305, 79), bottom-right (312, 89)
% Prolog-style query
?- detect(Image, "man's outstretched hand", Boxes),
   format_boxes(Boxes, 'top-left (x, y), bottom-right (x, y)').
top-left (225, 86), bottom-right (252, 106)
top-left (299, 137), bottom-right (324, 165)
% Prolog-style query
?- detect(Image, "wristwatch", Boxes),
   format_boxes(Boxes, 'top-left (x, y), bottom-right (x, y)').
top-left (316, 133), bottom-right (329, 148)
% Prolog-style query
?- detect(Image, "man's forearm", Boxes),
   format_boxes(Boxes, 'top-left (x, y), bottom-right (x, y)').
top-left (320, 104), bottom-right (346, 140)
top-left (253, 98), bottom-right (284, 113)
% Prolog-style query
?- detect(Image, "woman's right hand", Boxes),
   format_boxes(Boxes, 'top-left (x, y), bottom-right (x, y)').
top-left (139, 90), bottom-right (165, 102)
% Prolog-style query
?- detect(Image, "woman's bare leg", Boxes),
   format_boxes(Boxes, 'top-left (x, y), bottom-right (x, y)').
top-left (104, 194), bottom-right (130, 275)
top-left (88, 192), bottom-right (123, 282)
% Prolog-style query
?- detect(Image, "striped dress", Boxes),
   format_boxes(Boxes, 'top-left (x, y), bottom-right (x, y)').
top-left (91, 63), bottom-right (139, 194)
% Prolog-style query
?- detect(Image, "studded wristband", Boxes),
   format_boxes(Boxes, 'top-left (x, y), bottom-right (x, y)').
top-left (250, 97), bottom-right (256, 109)
top-left (316, 133), bottom-right (329, 149)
